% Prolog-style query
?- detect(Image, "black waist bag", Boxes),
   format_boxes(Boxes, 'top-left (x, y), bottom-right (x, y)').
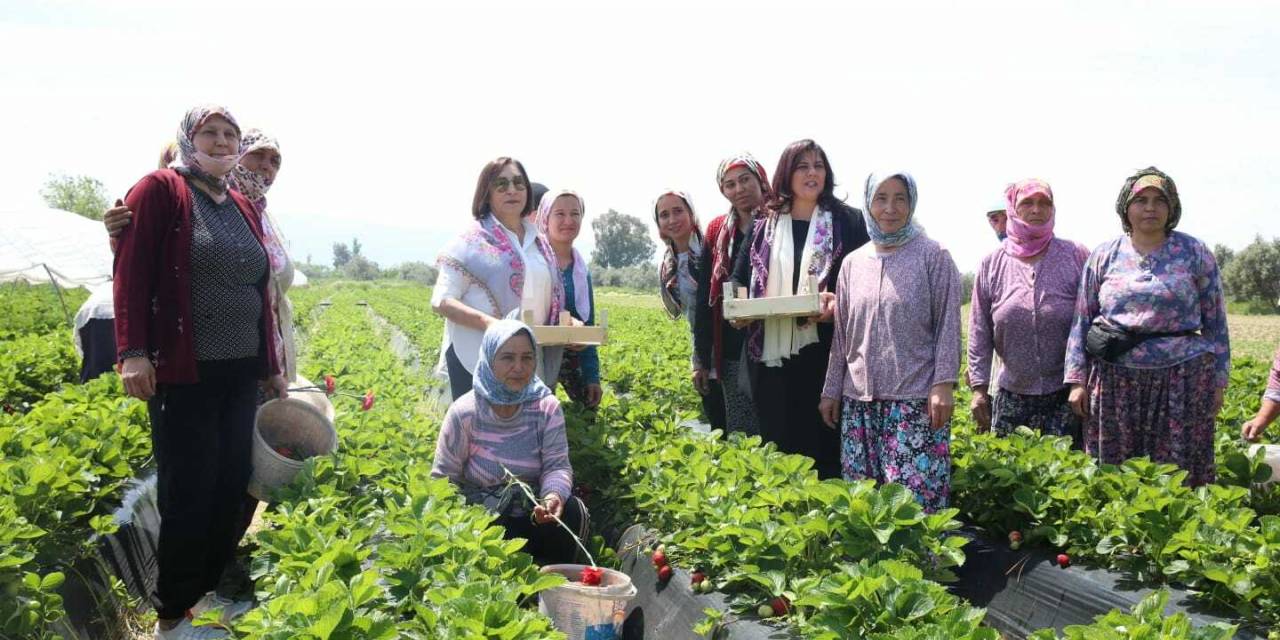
top-left (1085, 319), bottom-right (1199, 363)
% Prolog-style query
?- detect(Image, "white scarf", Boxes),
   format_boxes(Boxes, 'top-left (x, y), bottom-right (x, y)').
top-left (761, 212), bottom-right (821, 367)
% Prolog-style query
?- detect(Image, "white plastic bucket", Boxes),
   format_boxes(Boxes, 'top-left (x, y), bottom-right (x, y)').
top-left (291, 374), bottom-right (336, 423)
top-left (537, 564), bottom-right (636, 640)
top-left (1248, 444), bottom-right (1280, 487)
top-left (248, 398), bottom-right (338, 501)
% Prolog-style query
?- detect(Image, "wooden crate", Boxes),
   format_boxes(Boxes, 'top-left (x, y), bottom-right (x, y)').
top-left (522, 310), bottom-right (608, 346)
top-left (721, 277), bottom-right (821, 321)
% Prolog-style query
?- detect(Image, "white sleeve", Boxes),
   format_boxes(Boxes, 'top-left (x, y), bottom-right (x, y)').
top-left (430, 265), bottom-right (467, 306)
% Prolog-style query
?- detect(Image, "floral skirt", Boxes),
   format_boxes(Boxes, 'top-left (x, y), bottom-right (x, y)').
top-left (1085, 353), bottom-right (1216, 486)
top-left (840, 398), bottom-right (950, 513)
top-left (992, 387), bottom-right (1082, 446)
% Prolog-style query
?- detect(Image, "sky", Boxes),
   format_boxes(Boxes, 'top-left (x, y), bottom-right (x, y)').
top-left (3, 0), bottom-right (1278, 274)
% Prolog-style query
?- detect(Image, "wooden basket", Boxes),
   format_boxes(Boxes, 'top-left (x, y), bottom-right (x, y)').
top-left (522, 310), bottom-right (609, 346)
top-left (721, 276), bottom-right (821, 321)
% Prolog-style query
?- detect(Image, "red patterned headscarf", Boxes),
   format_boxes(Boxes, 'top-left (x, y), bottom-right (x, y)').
top-left (709, 152), bottom-right (769, 309)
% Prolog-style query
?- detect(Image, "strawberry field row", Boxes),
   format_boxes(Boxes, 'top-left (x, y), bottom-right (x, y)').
top-left (232, 285), bottom-right (566, 638)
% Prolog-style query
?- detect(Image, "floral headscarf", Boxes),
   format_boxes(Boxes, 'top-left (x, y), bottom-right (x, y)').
top-left (1002, 178), bottom-right (1055, 258)
top-left (1115, 166), bottom-right (1182, 233)
top-left (653, 190), bottom-right (703, 318)
top-left (709, 152), bottom-right (769, 308)
top-left (229, 128), bottom-right (281, 207)
top-left (536, 190), bottom-right (592, 320)
top-left (173, 104), bottom-right (241, 195)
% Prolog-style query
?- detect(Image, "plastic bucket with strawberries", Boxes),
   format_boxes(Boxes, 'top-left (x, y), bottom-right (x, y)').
top-left (248, 398), bottom-right (338, 501)
top-left (537, 564), bottom-right (636, 640)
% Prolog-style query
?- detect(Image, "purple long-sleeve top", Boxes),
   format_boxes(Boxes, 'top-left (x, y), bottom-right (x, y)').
top-left (1266, 342), bottom-right (1280, 403)
top-left (1064, 231), bottom-right (1230, 389)
top-left (968, 238), bottom-right (1090, 395)
top-left (822, 235), bottom-right (963, 402)
top-left (431, 391), bottom-right (573, 502)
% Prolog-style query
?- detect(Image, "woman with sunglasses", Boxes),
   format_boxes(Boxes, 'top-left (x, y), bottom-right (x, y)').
top-left (432, 157), bottom-right (567, 401)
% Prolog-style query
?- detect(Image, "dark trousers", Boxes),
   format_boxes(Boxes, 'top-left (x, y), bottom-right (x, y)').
top-left (78, 318), bottom-right (118, 383)
top-left (147, 358), bottom-right (258, 619)
top-left (499, 496), bottom-right (588, 566)
top-left (701, 378), bottom-right (727, 430)
top-left (752, 340), bottom-right (841, 480)
top-left (446, 345), bottom-right (473, 401)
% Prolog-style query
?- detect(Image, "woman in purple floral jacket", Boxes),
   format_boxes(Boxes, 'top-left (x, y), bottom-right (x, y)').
top-left (1064, 167), bottom-right (1229, 486)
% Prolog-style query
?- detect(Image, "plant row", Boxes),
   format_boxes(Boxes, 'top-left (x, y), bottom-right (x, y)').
top-left (232, 287), bottom-right (566, 639)
top-left (0, 282), bottom-right (89, 341)
top-left (558, 293), bottom-right (1247, 639)
top-left (0, 375), bottom-right (152, 638)
top-left (949, 357), bottom-right (1280, 629)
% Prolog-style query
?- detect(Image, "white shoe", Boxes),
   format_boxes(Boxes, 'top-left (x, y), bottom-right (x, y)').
top-left (154, 618), bottom-right (229, 639)
top-left (190, 592), bottom-right (254, 624)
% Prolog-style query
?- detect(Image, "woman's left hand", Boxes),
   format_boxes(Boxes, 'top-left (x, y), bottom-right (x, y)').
top-left (262, 374), bottom-right (289, 400)
top-left (584, 383), bottom-right (603, 409)
top-left (816, 291), bottom-right (837, 323)
top-left (928, 383), bottom-right (954, 430)
top-left (533, 493), bottom-right (564, 525)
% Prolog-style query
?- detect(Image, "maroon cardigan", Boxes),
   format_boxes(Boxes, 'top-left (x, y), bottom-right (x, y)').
top-left (113, 169), bottom-right (281, 384)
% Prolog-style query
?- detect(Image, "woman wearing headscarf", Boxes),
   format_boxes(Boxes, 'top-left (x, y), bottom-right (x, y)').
top-left (819, 172), bottom-right (961, 511)
top-left (692, 153), bottom-right (767, 436)
top-left (654, 190), bottom-right (723, 427)
top-left (968, 179), bottom-right (1089, 444)
top-left (104, 129), bottom-right (293, 610)
top-left (114, 105), bottom-right (285, 640)
top-left (431, 319), bottom-right (586, 565)
top-left (105, 131), bottom-right (295, 382)
top-left (432, 157), bottom-right (567, 401)
top-left (1242, 341), bottom-right (1280, 442)
top-left (537, 189), bottom-right (602, 409)
top-left (731, 139), bottom-right (870, 479)
top-left (1065, 167), bottom-right (1229, 486)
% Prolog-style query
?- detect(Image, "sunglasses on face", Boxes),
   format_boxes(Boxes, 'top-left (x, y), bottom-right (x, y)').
top-left (491, 177), bottom-right (528, 192)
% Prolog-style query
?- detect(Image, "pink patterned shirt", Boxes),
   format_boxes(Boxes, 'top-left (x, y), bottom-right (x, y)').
top-left (968, 238), bottom-right (1090, 395)
top-left (822, 235), bottom-right (963, 402)
top-left (431, 392), bottom-right (573, 502)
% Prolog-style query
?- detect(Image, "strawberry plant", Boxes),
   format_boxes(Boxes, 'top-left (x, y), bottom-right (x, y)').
top-left (0, 331), bottom-right (80, 412)
top-left (232, 286), bottom-right (565, 638)
top-left (0, 283), bottom-right (89, 341)
top-left (0, 374), bottom-right (151, 638)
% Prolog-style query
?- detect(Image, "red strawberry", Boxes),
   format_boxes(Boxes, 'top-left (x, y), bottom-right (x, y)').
top-left (770, 596), bottom-right (791, 616)
top-left (324, 375), bottom-right (336, 395)
top-left (579, 566), bottom-right (603, 586)
top-left (361, 391), bottom-right (376, 411)
top-left (656, 564), bottom-right (673, 583)
top-left (651, 548), bottom-right (667, 567)
top-left (690, 570), bottom-right (706, 586)
top-left (1057, 553), bottom-right (1070, 568)
top-left (1008, 530), bottom-right (1023, 544)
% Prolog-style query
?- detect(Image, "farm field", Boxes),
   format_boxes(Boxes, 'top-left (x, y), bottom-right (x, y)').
top-left (2, 280), bottom-right (1278, 639)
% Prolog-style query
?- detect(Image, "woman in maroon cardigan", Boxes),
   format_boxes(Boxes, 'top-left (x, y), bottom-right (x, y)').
top-left (114, 104), bottom-right (285, 640)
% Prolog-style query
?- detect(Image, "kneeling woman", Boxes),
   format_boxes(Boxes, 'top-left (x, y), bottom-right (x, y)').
top-left (431, 320), bottom-right (587, 564)
top-left (820, 172), bottom-right (962, 512)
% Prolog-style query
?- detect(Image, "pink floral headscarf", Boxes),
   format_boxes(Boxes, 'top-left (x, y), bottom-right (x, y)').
top-left (1002, 178), bottom-right (1055, 259)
